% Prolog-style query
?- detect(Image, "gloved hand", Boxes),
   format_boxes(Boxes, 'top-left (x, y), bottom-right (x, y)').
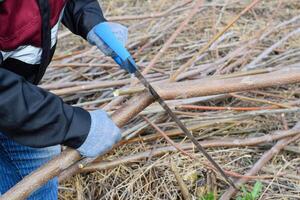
top-left (87, 22), bottom-right (128, 57)
top-left (77, 110), bottom-right (122, 157)
top-left (88, 22), bottom-right (138, 74)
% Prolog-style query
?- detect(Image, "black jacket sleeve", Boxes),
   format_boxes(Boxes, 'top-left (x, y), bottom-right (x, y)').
top-left (0, 67), bottom-right (91, 148)
top-left (62, 0), bottom-right (107, 39)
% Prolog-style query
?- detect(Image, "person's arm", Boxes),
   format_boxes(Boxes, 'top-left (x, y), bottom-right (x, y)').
top-left (59, 0), bottom-right (124, 157)
top-left (62, 0), bottom-right (128, 59)
top-left (0, 66), bottom-right (91, 148)
top-left (62, 0), bottom-right (106, 39)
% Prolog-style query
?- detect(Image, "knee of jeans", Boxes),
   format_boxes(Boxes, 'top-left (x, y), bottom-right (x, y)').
top-left (37, 145), bottom-right (61, 159)
top-left (45, 145), bottom-right (61, 156)
top-left (24, 145), bottom-right (61, 167)
top-left (18, 145), bottom-right (61, 176)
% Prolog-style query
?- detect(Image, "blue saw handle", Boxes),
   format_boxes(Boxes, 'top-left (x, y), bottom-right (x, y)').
top-left (94, 23), bottom-right (137, 73)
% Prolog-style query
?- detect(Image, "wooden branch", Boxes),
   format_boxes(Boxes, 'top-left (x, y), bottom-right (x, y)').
top-left (171, 161), bottom-right (192, 200)
top-left (115, 66), bottom-right (300, 98)
top-left (176, 105), bottom-right (275, 111)
top-left (2, 66), bottom-right (300, 200)
top-left (142, 117), bottom-right (195, 160)
top-left (51, 79), bottom-right (130, 96)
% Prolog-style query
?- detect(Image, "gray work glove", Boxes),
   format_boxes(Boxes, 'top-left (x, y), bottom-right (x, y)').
top-left (77, 110), bottom-right (122, 157)
top-left (87, 22), bottom-right (128, 56)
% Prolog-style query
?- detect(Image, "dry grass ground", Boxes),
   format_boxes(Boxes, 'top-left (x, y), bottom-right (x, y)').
top-left (43, 0), bottom-right (300, 199)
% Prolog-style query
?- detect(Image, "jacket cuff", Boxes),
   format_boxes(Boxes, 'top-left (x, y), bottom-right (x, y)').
top-left (0, 52), bottom-right (3, 65)
top-left (62, 107), bottom-right (91, 148)
top-left (82, 14), bottom-right (107, 38)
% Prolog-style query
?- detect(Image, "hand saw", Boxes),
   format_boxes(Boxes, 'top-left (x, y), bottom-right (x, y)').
top-left (94, 23), bottom-right (236, 189)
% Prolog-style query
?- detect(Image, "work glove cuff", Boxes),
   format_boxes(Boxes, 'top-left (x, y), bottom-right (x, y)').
top-left (77, 110), bottom-right (121, 158)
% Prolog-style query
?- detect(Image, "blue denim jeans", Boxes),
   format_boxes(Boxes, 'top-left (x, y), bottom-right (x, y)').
top-left (0, 133), bottom-right (60, 200)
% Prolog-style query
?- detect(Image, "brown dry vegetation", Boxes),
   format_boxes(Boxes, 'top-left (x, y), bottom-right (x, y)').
top-left (43, 0), bottom-right (300, 199)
